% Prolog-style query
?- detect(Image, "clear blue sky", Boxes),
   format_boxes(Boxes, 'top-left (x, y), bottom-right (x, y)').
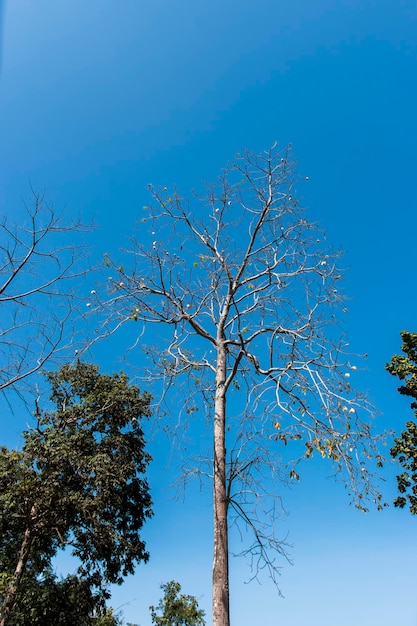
top-left (1, 1), bottom-right (417, 624)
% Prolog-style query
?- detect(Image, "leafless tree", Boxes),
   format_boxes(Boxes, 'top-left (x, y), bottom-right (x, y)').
top-left (0, 191), bottom-right (90, 404)
top-left (94, 144), bottom-right (384, 626)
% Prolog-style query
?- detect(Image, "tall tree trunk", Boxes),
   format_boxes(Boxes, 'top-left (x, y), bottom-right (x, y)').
top-left (0, 525), bottom-right (33, 626)
top-left (212, 343), bottom-right (230, 626)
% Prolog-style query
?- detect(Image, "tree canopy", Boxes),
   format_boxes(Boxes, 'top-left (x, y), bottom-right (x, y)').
top-left (0, 568), bottom-right (122, 626)
top-left (150, 581), bottom-right (206, 626)
top-left (0, 361), bottom-right (152, 625)
top-left (386, 331), bottom-right (417, 513)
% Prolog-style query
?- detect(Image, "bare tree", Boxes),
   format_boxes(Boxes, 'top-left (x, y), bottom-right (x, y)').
top-left (94, 144), bottom-right (384, 626)
top-left (0, 191), bottom-right (90, 402)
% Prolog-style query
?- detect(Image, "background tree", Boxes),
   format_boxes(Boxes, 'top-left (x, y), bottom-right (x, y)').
top-left (150, 581), bottom-right (206, 626)
top-left (386, 331), bottom-right (417, 513)
top-left (0, 192), bottom-right (90, 401)
top-left (0, 361), bottom-right (152, 626)
top-left (95, 144), bottom-right (384, 626)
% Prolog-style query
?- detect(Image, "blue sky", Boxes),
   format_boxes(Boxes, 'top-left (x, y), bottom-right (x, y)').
top-left (1, 1), bottom-right (417, 624)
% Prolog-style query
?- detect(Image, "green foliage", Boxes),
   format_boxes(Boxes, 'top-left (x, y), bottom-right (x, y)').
top-left (3, 569), bottom-right (122, 626)
top-left (150, 581), bottom-right (206, 626)
top-left (387, 331), bottom-right (417, 512)
top-left (0, 361), bottom-right (152, 622)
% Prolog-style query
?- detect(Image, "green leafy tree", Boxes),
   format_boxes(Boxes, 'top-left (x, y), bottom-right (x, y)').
top-left (150, 581), bottom-right (205, 626)
top-left (97, 144), bottom-right (383, 626)
top-left (0, 568), bottom-right (122, 626)
top-left (0, 361), bottom-right (152, 626)
top-left (386, 331), bottom-right (417, 512)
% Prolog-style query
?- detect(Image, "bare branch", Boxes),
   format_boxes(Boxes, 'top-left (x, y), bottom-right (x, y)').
top-left (0, 191), bottom-right (92, 401)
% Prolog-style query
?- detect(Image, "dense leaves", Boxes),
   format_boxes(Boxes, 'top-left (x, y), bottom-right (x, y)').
top-left (1, 569), bottom-right (122, 626)
top-left (150, 581), bottom-right (206, 626)
top-left (386, 331), bottom-right (417, 512)
top-left (0, 362), bottom-right (152, 624)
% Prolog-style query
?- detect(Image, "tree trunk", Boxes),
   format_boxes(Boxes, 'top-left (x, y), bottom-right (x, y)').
top-left (212, 343), bottom-right (230, 626)
top-left (0, 525), bottom-right (33, 626)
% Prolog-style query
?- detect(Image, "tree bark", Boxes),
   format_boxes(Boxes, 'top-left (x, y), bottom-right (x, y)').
top-left (0, 525), bottom-right (33, 626)
top-left (212, 342), bottom-right (230, 626)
